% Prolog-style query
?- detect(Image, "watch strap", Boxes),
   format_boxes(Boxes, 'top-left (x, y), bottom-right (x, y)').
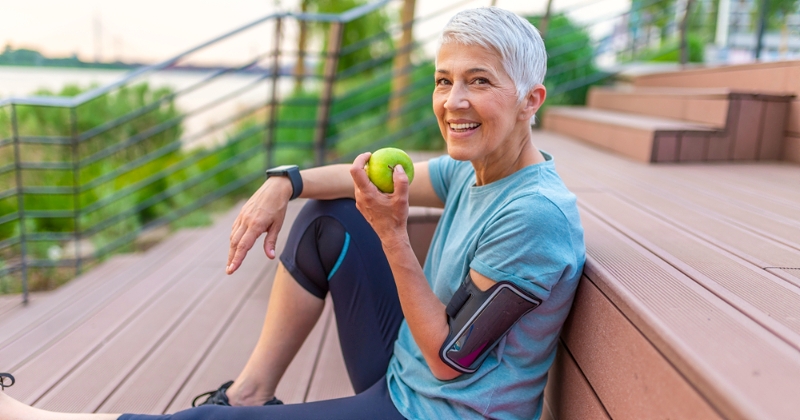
top-left (266, 165), bottom-right (303, 200)
top-left (286, 166), bottom-right (303, 200)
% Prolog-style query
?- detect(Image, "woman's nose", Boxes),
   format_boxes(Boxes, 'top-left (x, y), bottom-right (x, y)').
top-left (444, 84), bottom-right (469, 110)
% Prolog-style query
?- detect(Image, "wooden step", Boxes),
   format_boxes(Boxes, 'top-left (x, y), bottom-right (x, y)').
top-left (579, 210), bottom-right (800, 420)
top-left (547, 79), bottom-right (795, 164)
top-left (588, 86), bottom-right (733, 127)
top-left (533, 131), bottom-right (800, 419)
top-left (543, 107), bottom-right (719, 163)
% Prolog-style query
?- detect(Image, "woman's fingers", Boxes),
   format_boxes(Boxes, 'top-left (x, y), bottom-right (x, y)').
top-left (392, 164), bottom-right (409, 199)
top-left (262, 217), bottom-right (284, 260)
top-left (350, 152), bottom-right (374, 191)
top-left (227, 222), bottom-right (247, 268)
top-left (227, 227), bottom-right (260, 274)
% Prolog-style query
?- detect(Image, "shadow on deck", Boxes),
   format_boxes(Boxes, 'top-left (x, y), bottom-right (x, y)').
top-left (1, 131), bottom-right (799, 418)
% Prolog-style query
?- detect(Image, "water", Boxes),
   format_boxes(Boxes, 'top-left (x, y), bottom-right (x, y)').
top-left (0, 66), bottom-right (294, 149)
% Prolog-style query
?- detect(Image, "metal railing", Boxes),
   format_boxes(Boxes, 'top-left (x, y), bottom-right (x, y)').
top-left (0, 0), bottom-right (713, 302)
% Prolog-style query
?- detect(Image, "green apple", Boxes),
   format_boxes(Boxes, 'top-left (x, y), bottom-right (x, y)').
top-left (365, 147), bottom-right (415, 193)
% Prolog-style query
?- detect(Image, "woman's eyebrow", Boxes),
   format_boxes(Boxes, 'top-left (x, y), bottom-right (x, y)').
top-left (435, 68), bottom-right (492, 74)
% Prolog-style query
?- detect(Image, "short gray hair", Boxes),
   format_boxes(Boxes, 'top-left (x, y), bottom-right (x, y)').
top-left (438, 7), bottom-right (547, 103)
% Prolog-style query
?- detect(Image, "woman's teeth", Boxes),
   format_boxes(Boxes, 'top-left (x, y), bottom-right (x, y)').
top-left (449, 123), bottom-right (480, 131)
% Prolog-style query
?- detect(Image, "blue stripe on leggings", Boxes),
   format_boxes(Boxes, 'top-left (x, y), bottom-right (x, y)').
top-left (327, 232), bottom-right (350, 281)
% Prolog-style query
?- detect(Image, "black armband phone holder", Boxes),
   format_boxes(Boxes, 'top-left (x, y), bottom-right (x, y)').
top-left (439, 273), bottom-right (542, 374)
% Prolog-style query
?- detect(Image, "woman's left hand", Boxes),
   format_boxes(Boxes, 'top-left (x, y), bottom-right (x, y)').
top-left (350, 152), bottom-right (409, 248)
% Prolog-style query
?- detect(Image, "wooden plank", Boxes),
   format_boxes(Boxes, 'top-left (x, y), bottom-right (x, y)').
top-left (0, 232), bottom-right (202, 378)
top-left (163, 282), bottom-right (334, 411)
top-left (0, 251), bottom-right (142, 346)
top-left (549, 163), bottom-right (800, 290)
top-left (304, 316), bottom-right (354, 402)
top-left (32, 244), bottom-right (233, 413)
top-left (0, 291), bottom-right (52, 318)
top-left (164, 199), bottom-right (335, 411)
top-left (732, 99), bottom-right (765, 160)
top-left (543, 342), bottom-right (610, 420)
top-left (548, 107), bottom-right (718, 131)
top-left (97, 236), bottom-right (281, 414)
top-left (568, 189), bottom-right (800, 351)
top-left (2, 230), bottom-right (214, 405)
top-left (579, 211), bottom-right (800, 420)
top-left (562, 277), bottom-right (722, 419)
top-left (678, 132), bottom-right (708, 162)
top-left (540, 132), bottom-right (800, 255)
top-left (759, 100), bottom-right (789, 160)
top-left (11, 206), bottom-right (244, 408)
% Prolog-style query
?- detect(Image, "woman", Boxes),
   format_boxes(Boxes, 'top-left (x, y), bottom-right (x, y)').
top-left (0, 7), bottom-right (584, 419)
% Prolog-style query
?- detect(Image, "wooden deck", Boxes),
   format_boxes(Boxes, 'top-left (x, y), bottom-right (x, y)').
top-left (1, 131), bottom-right (799, 418)
top-left (0, 200), bottom-right (354, 414)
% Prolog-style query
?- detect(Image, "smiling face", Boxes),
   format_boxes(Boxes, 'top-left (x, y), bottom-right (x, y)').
top-left (433, 42), bottom-right (540, 169)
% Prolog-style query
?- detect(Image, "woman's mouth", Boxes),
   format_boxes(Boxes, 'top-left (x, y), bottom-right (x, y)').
top-left (448, 122), bottom-right (481, 132)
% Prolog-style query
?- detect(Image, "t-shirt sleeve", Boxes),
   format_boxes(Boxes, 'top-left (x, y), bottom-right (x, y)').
top-left (427, 155), bottom-right (460, 203)
top-left (469, 195), bottom-right (578, 302)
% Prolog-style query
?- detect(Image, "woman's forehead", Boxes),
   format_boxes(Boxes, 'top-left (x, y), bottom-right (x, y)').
top-left (435, 43), bottom-right (505, 75)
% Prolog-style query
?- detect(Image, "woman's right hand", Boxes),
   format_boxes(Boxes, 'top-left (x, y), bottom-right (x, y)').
top-left (227, 176), bottom-right (293, 274)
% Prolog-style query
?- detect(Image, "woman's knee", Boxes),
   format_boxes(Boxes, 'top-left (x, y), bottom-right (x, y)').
top-left (280, 200), bottom-right (354, 299)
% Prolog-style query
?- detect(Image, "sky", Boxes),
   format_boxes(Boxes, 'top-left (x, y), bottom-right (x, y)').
top-left (0, 0), bottom-right (628, 64)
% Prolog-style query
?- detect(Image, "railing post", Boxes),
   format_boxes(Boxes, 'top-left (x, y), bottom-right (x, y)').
top-left (10, 104), bottom-right (28, 304)
top-left (314, 21), bottom-right (344, 167)
top-left (680, 0), bottom-right (695, 65)
top-left (266, 17), bottom-right (283, 169)
top-left (70, 107), bottom-right (82, 275)
top-left (389, 0), bottom-right (417, 131)
top-left (754, 0), bottom-right (769, 60)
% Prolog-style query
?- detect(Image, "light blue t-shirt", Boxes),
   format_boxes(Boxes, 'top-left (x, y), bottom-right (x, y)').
top-left (386, 152), bottom-right (585, 419)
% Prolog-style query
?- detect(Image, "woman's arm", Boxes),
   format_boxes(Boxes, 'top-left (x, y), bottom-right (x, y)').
top-left (227, 159), bottom-right (441, 275)
top-left (350, 153), bottom-right (459, 380)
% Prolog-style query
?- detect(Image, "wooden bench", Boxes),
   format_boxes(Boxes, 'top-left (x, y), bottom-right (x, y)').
top-left (538, 131), bottom-right (800, 419)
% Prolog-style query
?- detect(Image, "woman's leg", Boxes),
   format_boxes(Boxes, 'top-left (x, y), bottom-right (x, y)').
top-left (225, 263), bottom-right (325, 406)
top-left (121, 379), bottom-right (403, 420)
top-left (0, 391), bottom-right (120, 420)
top-left (313, 199), bottom-right (404, 392)
top-left (227, 197), bottom-right (402, 404)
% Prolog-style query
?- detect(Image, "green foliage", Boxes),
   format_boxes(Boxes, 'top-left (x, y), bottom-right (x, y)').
top-left (631, 0), bottom-right (676, 42)
top-left (328, 61), bottom-right (441, 158)
top-left (636, 34), bottom-right (705, 62)
top-left (305, 0), bottom-right (395, 74)
top-left (752, 0), bottom-right (800, 30)
top-left (0, 82), bottom-right (272, 293)
top-left (527, 14), bottom-right (609, 110)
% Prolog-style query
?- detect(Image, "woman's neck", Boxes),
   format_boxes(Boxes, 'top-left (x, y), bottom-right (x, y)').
top-left (472, 129), bottom-right (545, 186)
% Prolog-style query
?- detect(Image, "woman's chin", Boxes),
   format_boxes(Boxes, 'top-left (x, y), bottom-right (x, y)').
top-left (445, 145), bottom-right (471, 162)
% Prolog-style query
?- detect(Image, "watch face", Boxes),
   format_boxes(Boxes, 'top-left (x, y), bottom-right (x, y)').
top-left (267, 165), bottom-right (295, 174)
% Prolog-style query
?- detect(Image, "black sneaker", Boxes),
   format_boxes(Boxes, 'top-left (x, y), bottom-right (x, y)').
top-left (0, 373), bottom-right (14, 391)
top-left (192, 380), bottom-right (283, 407)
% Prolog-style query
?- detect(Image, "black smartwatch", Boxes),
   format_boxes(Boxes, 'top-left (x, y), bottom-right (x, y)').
top-left (266, 165), bottom-right (303, 200)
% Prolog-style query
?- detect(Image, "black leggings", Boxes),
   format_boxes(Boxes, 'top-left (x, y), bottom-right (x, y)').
top-left (120, 199), bottom-right (406, 420)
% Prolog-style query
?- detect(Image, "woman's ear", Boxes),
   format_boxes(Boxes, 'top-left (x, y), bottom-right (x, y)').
top-left (519, 84), bottom-right (546, 121)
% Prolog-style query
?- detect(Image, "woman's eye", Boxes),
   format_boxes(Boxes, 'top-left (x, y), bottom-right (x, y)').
top-left (474, 78), bottom-right (489, 85)
top-left (436, 78), bottom-right (451, 86)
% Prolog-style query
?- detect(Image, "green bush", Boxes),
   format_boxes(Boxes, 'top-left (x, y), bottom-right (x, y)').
top-left (0, 81), bottom-right (276, 292)
top-left (635, 34), bottom-right (705, 63)
top-left (527, 14), bottom-right (610, 112)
